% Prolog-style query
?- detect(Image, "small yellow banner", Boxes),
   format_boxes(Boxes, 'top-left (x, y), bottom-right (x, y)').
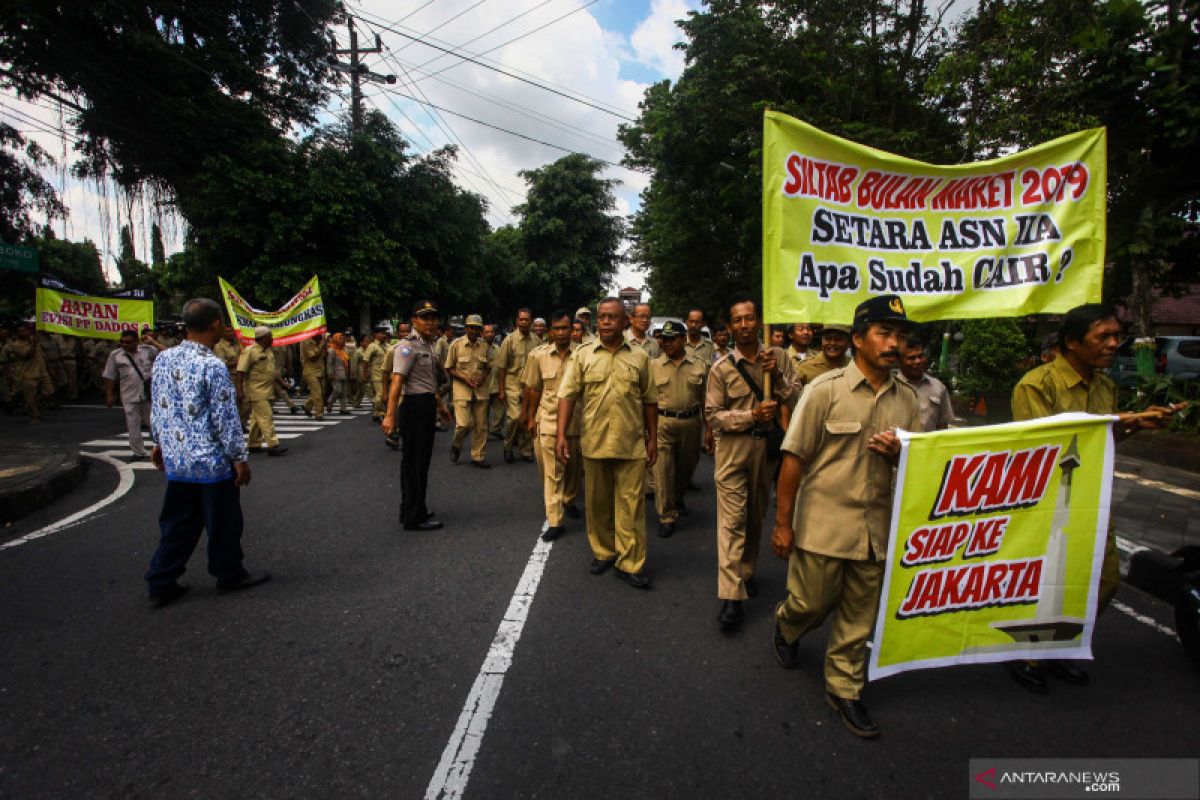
top-left (762, 111), bottom-right (1106, 323)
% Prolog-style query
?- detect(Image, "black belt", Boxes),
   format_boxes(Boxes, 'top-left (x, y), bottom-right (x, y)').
top-left (725, 428), bottom-right (768, 438)
top-left (660, 408), bottom-right (700, 419)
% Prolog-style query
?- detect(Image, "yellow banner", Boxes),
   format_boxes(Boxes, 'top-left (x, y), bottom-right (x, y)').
top-left (762, 111), bottom-right (1106, 323)
top-left (35, 276), bottom-right (154, 340)
top-left (218, 275), bottom-right (326, 346)
top-left (869, 414), bottom-right (1114, 679)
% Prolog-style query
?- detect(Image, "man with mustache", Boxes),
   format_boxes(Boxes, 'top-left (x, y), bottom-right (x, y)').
top-left (770, 294), bottom-right (920, 739)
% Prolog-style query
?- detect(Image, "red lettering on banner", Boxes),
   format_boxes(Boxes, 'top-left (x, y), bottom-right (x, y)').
top-left (931, 445), bottom-right (1060, 518)
top-left (896, 558), bottom-right (1043, 618)
top-left (782, 153), bottom-right (858, 204)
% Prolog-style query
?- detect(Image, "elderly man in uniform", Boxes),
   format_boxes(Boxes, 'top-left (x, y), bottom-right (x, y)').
top-left (104, 330), bottom-right (154, 458)
top-left (363, 327), bottom-right (391, 423)
top-left (532, 317), bottom-right (548, 340)
top-left (214, 324), bottom-right (249, 428)
top-left (497, 307), bottom-right (541, 463)
top-left (625, 302), bottom-right (661, 358)
top-left (787, 323), bottom-right (820, 367)
top-left (1005, 304), bottom-right (1173, 693)
top-left (684, 308), bottom-right (716, 365)
top-left (382, 301), bottom-right (453, 531)
top-left (445, 314), bottom-right (492, 468)
top-left (557, 298), bottom-right (658, 588)
top-left (524, 309), bottom-right (582, 541)
top-left (771, 295), bottom-right (920, 739)
top-left (9, 323), bottom-right (54, 421)
top-left (236, 326), bottom-right (288, 456)
top-left (651, 321), bottom-right (710, 539)
top-left (299, 332), bottom-right (329, 420)
top-left (706, 296), bottom-right (798, 630)
top-left (896, 331), bottom-right (954, 432)
top-left (795, 324), bottom-right (852, 389)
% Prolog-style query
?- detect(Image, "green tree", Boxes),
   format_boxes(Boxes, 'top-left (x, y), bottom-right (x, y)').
top-left (0, 124), bottom-right (65, 244)
top-left (114, 224), bottom-right (153, 290)
top-left (150, 222), bottom-right (166, 269)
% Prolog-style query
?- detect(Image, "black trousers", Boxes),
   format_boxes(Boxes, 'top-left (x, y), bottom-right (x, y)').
top-left (400, 393), bottom-right (436, 527)
top-left (145, 478), bottom-right (244, 595)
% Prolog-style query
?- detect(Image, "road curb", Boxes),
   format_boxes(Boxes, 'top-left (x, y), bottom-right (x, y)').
top-left (1118, 536), bottom-right (1190, 605)
top-left (0, 444), bottom-right (87, 525)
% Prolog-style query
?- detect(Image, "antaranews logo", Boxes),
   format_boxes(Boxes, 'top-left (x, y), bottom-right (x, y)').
top-left (971, 758), bottom-right (1197, 800)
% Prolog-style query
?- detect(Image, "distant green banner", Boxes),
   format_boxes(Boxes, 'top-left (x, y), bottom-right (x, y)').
top-left (218, 275), bottom-right (326, 346)
top-left (0, 242), bottom-right (39, 273)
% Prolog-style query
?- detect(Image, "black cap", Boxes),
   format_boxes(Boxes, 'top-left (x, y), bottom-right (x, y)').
top-left (853, 294), bottom-right (913, 327)
top-left (412, 299), bottom-right (439, 317)
top-left (660, 320), bottom-right (685, 338)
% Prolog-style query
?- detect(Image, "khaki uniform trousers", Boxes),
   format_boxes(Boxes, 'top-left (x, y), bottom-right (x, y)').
top-left (489, 392), bottom-right (505, 436)
top-left (653, 416), bottom-right (700, 525)
top-left (539, 433), bottom-right (581, 526)
top-left (302, 373), bottom-right (325, 418)
top-left (452, 398), bottom-right (489, 462)
top-left (19, 374), bottom-right (54, 420)
top-left (247, 398), bottom-right (279, 448)
top-left (714, 433), bottom-right (772, 600)
top-left (273, 383), bottom-right (297, 411)
top-left (583, 457), bottom-right (647, 574)
top-left (775, 549), bottom-right (884, 700)
top-left (502, 377), bottom-right (534, 457)
top-left (371, 375), bottom-right (386, 416)
top-left (61, 358), bottom-right (79, 400)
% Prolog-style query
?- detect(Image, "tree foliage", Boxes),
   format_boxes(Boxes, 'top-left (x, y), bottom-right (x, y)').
top-left (0, 124), bottom-right (65, 243)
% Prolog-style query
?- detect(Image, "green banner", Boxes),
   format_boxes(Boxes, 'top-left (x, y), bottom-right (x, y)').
top-left (0, 242), bottom-right (39, 273)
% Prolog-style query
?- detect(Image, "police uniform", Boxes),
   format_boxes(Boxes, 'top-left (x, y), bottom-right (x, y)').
top-left (774, 296), bottom-right (920, 715)
top-left (299, 335), bottom-right (328, 419)
top-left (706, 342), bottom-right (798, 608)
top-left (651, 322), bottom-right (707, 533)
top-left (497, 327), bottom-right (541, 460)
top-left (237, 335), bottom-right (284, 452)
top-left (444, 319), bottom-right (492, 465)
top-left (557, 339), bottom-right (658, 581)
top-left (523, 340), bottom-right (581, 536)
top-left (393, 302), bottom-right (443, 529)
top-left (214, 335), bottom-right (250, 426)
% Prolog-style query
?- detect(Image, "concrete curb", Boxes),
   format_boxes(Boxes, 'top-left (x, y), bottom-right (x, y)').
top-left (1117, 536), bottom-right (1192, 606)
top-left (0, 445), bottom-right (87, 525)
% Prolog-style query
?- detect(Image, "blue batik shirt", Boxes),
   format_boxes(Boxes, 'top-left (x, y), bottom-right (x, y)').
top-left (151, 340), bottom-right (248, 483)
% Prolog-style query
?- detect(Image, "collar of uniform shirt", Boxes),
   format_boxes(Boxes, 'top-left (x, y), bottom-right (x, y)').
top-left (843, 358), bottom-right (899, 395)
top-left (1051, 353), bottom-right (1092, 388)
top-left (728, 342), bottom-right (767, 363)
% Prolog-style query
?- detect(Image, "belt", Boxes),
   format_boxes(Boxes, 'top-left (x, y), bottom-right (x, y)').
top-left (660, 407), bottom-right (700, 419)
top-left (724, 428), bottom-right (768, 438)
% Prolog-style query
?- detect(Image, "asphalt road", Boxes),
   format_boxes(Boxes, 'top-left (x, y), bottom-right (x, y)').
top-left (1, 405), bottom-right (1197, 799)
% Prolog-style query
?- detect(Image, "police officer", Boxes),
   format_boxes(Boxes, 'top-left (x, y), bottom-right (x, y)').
top-left (445, 314), bottom-right (492, 467)
top-left (706, 296), bottom-right (798, 631)
top-left (795, 324), bottom-right (852, 389)
top-left (382, 301), bottom-right (453, 531)
top-left (497, 308), bottom-right (541, 463)
top-left (299, 332), bottom-right (328, 420)
top-left (557, 298), bottom-right (658, 588)
top-left (523, 309), bottom-right (582, 541)
top-left (236, 326), bottom-right (288, 456)
top-left (771, 294), bottom-right (920, 739)
top-left (651, 320), bottom-right (709, 538)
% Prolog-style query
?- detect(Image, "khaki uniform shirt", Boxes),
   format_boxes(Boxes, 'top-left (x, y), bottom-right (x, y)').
top-left (782, 360), bottom-right (921, 561)
top-left (685, 336), bottom-right (716, 365)
top-left (580, 331), bottom-right (596, 346)
top-left (38, 332), bottom-right (61, 363)
top-left (788, 345), bottom-right (820, 368)
top-left (557, 340), bottom-right (657, 460)
top-left (497, 331), bottom-right (541, 390)
top-left (237, 343), bottom-right (277, 401)
top-left (364, 341), bottom-right (388, 380)
top-left (795, 351), bottom-right (850, 389)
top-left (705, 346), bottom-right (799, 433)
top-left (444, 336), bottom-right (491, 401)
top-left (625, 330), bottom-right (662, 359)
top-left (393, 331), bottom-right (438, 395)
top-left (213, 339), bottom-right (243, 375)
top-left (523, 342), bottom-right (579, 436)
top-left (348, 345), bottom-right (363, 381)
top-left (650, 353), bottom-right (707, 414)
top-left (895, 371), bottom-right (955, 432)
top-left (1012, 354), bottom-right (1118, 420)
top-left (8, 339), bottom-right (47, 381)
top-left (299, 338), bottom-right (327, 378)
top-left (485, 342), bottom-right (501, 394)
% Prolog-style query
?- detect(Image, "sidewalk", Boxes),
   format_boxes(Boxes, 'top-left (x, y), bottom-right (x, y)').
top-left (0, 444), bottom-right (87, 524)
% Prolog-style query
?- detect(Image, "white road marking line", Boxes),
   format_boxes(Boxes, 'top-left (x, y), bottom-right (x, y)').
top-left (1114, 471), bottom-right (1200, 501)
top-left (1112, 600), bottom-right (1177, 638)
top-left (84, 439), bottom-right (157, 448)
top-left (262, 425), bottom-right (323, 432)
top-left (1115, 536), bottom-right (1149, 556)
top-left (425, 537), bottom-right (554, 800)
top-left (1, 453), bottom-right (135, 551)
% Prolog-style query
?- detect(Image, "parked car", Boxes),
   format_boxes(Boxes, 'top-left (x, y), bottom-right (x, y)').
top-left (1113, 336), bottom-right (1200, 388)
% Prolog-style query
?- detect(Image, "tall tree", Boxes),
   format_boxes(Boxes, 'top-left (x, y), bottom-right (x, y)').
top-left (0, 123), bottom-right (65, 244)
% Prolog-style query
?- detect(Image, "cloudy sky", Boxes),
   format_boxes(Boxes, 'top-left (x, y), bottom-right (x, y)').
top-left (1, 0), bottom-right (698, 292)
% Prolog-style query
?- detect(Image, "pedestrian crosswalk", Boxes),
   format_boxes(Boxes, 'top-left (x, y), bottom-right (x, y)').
top-left (77, 401), bottom-right (374, 468)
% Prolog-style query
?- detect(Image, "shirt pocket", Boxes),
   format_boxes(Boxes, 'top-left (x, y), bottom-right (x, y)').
top-left (725, 374), bottom-right (753, 406)
top-left (823, 418), bottom-right (864, 460)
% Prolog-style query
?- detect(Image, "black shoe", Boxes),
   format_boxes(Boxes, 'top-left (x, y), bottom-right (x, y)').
top-left (503, 449), bottom-right (514, 464)
top-left (472, 460), bottom-right (491, 469)
top-left (657, 521), bottom-right (676, 538)
top-left (247, 447), bottom-right (265, 455)
top-left (745, 576), bottom-right (758, 598)
top-left (303, 407), bottom-right (313, 418)
top-left (589, 557), bottom-right (615, 575)
top-left (216, 569), bottom-right (271, 593)
top-left (403, 520), bottom-right (444, 531)
top-left (718, 599), bottom-right (744, 631)
top-left (149, 583), bottom-right (190, 608)
top-left (687, 480), bottom-right (700, 492)
top-left (677, 503), bottom-right (689, 517)
top-left (773, 622), bottom-right (799, 669)
top-left (825, 693), bottom-right (880, 739)
top-left (521, 454), bottom-right (535, 463)
top-left (450, 445), bottom-right (461, 463)
top-left (1045, 659), bottom-right (1090, 687)
top-left (564, 503), bottom-right (581, 519)
top-left (1006, 661), bottom-right (1049, 694)
top-left (613, 568), bottom-right (652, 589)
top-left (541, 525), bottom-right (565, 542)
top-left (267, 445), bottom-right (288, 456)
top-left (385, 436), bottom-right (400, 450)
top-left (289, 407), bottom-right (300, 415)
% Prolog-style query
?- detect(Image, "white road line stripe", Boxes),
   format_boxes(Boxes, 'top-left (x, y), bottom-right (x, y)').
top-left (262, 425), bottom-right (323, 432)
top-left (1114, 471), bottom-right (1200, 501)
top-left (84, 439), bottom-right (156, 447)
top-left (425, 537), bottom-right (554, 800)
top-left (1115, 536), bottom-right (1149, 556)
top-left (1, 453), bottom-right (135, 551)
top-left (1112, 600), bottom-right (1177, 638)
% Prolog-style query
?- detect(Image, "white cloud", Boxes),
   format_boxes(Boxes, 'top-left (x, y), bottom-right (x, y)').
top-left (629, 0), bottom-right (693, 81)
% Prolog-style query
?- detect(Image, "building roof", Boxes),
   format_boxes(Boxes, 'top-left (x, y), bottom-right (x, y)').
top-left (1117, 284), bottom-right (1200, 325)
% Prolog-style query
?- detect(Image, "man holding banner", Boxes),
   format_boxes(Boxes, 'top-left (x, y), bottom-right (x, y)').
top-left (770, 295), bottom-right (919, 739)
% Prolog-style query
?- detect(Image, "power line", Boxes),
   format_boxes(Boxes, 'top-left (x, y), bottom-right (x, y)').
top-left (408, 0), bottom-right (557, 72)
top-left (390, 0), bottom-right (490, 56)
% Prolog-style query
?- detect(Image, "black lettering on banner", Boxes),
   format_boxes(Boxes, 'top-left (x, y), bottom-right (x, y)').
top-left (794, 253), bottom-right (861, 299)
